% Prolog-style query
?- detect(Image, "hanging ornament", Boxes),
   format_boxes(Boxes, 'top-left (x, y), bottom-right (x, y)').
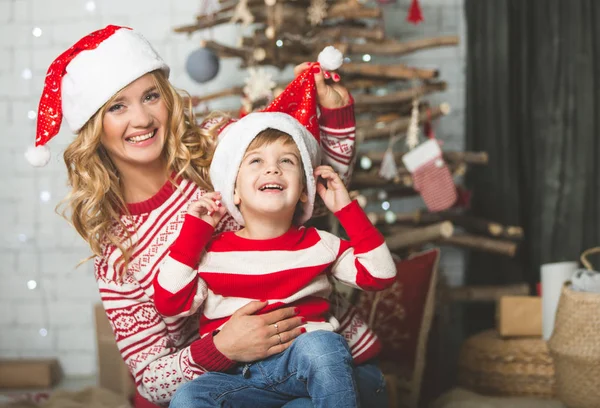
top-left (308, 0), bottom-right (328, 26)
top-left (243, 67), bottom-right (276, 104)
top-left (379, 148), bottom-right (398, 180)
top-left (406, 98), bottom-right (420, 150)
top-left (186, 47), bottom-right (220, 83)
top-left (231, 0), bottom-right (254, 26)
top-left (407, 0), bottom-right (424, 24)
top-left (379, 128), bottom-right (401, 180)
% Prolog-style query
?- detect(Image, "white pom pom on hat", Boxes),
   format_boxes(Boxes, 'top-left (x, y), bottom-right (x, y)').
top-left (28, 25), bottom-right (169, 167)
top-left (25, 145), bottom-right (51, 167)
top-left (317, 46), bottom-right (344, 71)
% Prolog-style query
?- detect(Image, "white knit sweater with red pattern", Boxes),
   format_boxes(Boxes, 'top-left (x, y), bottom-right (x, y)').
top-left (94, 105), bottom-right (365, 405)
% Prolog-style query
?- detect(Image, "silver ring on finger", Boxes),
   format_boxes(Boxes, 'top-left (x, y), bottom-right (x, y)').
top-left (277, 333), bottom-right (283, 345)
top-left (273, 323), bottom-right (279, 334)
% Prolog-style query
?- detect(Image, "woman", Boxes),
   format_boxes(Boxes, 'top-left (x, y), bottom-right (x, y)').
top-left (30, 25), bottom-right (387, 407)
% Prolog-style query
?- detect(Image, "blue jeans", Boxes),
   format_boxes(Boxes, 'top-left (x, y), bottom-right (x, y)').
top-left (280, 361), bottom-right (387, 408)
top-left (171, 331), bottom-right (387, 407)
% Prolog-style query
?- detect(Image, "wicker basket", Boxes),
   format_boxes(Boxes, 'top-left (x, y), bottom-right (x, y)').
top-left (458, 329), bottom-right (555, 398)
top-left (547, 247), bottom-right (600, 408)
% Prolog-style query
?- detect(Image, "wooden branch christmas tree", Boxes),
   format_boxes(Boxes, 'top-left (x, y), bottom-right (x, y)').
top-left (174, 0), bottom-right (523, 258)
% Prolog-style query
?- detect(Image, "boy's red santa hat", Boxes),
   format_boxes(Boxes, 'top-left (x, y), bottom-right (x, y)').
top-left (210, 47), bottom-right (344, 226)
top-left (26, 25), bottom-right (169, 167)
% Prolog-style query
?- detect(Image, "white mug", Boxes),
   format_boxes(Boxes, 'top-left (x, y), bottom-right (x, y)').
top-left (541, 261), bottom-right (578, 340)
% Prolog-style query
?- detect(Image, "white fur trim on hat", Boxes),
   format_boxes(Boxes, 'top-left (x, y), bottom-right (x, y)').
top-left (210, 112), bottom-right (320, 227)
top-left (62, 28), bottom-right (169, 133)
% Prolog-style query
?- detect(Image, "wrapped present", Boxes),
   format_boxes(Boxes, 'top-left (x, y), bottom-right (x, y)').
top-left (496, 296), bottom-right (542, 337)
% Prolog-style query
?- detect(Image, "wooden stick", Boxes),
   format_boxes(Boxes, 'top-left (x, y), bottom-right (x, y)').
top-left (392, 225), bottom-right (518, 257)
top-left (444, 151), bottom-right (489, 165)
top-left (201, 40), bottom-right (252, 59)
top-left (354, 102), bottom-right (414, 115)
top-left (385, 222), bottom-right (454, 251)
top-left (187, 86), bottom-right (245, 105)
top-left (356, 113), bottom-right (404, 128)
top-left (327, 6), bottom-right (382, 19)
top-left (443, 283), bottom-right (530, 302)
top-left (174, 15), bottom-right (232, 33)
top-left (353, 82), bottom-right (447, 106)
top-left (442, 234), bottom-right (518, 257)
top-left (357, 104), bottom-right (450, 141)
top-left (332, 36), bottom-right (459, 56)
top-left (348, 187), bottom-right (419, 202)
top-left (350, 172), bottom-right (408, 188)
top-left (369, 209), bottom-right (522, 240)
top-left (345, 78), bottom-right (396, 89)
top-left (315, 26), bottom-right (385, 41)
top-left (340, 63), bottom-right (439, 80)
top-left (352, 160), bottom-right (465, 189)
top-left (356, 151), bottom-right (489, 167)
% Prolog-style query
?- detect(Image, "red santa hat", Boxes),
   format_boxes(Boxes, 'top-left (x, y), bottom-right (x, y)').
top-left (209, 47), bottom-right (343, 226)
top-left (26, 25), bottom-right (169, 167)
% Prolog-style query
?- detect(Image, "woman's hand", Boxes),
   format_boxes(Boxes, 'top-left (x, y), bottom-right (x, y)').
top-left (293, 62), bottom-right (350, 109)
top-left (314, 165), bottom-right (352, 213)
top-left (213, 301), bottom-right (306, 362)
top-left (187, 192), bottom-right (227, 227)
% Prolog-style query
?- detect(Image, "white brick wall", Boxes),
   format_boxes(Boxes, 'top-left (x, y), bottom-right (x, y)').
top-left (0, 0), bottom-right (465, 376)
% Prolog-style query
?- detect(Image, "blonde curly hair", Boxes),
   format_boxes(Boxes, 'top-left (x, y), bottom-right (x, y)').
top-left (58, 69), bottom-right (228, 268)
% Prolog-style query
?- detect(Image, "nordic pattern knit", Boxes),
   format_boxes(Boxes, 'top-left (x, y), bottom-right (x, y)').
top-left (94, 105), bottom-right (362, 405)
top-left (153, 200), bottom-right (396, 360)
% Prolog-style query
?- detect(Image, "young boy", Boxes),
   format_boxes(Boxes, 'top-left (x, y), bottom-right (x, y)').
top-left (154, 68), bottom-right (396, 408)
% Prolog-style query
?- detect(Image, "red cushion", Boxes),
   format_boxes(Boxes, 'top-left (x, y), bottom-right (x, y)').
top-left (134, 391), bottom-right (162, 408)
top-left (356, 248), bottom-right (439, 377)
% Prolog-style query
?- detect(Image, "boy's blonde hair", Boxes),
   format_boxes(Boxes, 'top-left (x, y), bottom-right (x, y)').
top-left (247, 128), bottom-right (306, 184)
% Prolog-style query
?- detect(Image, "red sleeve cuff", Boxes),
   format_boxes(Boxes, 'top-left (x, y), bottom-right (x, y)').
top-left (169, 215), bottom-right (214, 267)
top-left (190, 332), bottom-right (236, 372)
top-left (335, 200), bottom-right (382, 242)
top-left (319, 97), bottom-right (355, 129)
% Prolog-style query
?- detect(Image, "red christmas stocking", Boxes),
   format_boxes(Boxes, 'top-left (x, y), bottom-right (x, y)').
top-left (402, 139), bottom-right (457, 212)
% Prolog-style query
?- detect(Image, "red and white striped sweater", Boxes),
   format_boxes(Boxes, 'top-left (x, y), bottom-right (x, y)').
top-left (94, 105), bottom-right (367, 405)
top-left (153, 201), bottom-right (396, 355)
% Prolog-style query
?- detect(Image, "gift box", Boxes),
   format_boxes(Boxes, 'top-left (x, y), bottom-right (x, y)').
top-left (0, 358), bottom-right (62, 389)
top-left (496, 296), bottom-right (542, 337)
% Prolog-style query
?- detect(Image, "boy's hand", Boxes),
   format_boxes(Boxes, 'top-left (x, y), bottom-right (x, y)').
top-left (187, 192), bottom-right (227, 227)
top-left (314, 166), bottom-right (352, 213)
